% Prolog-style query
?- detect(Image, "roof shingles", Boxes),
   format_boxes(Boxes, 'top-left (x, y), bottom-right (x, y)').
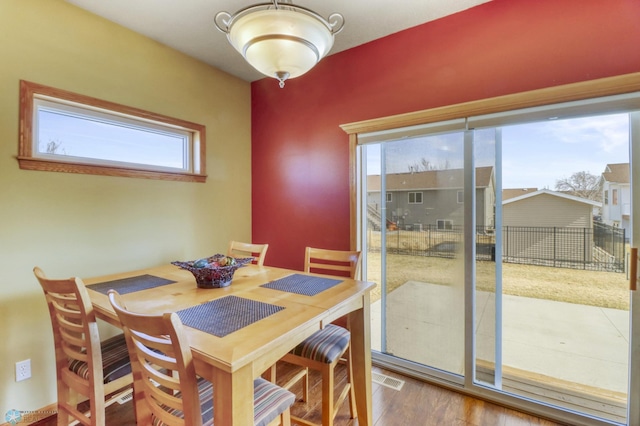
top-left (602, 163), bottom-right (629, 184)
top-left (367, 166), bottom-right (493, 191)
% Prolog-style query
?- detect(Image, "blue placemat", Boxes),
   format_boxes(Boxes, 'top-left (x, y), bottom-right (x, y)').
top-left (87, 274), bottom-right (176, 295)
top-left (176, 295), bottom-right (284, 338)
top-left (260, 274), bottom-right (343, 296)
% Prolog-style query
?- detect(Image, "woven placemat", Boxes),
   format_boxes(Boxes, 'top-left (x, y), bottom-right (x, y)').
top-left (87, 274), bottom-right (176, 295)
top-left (260, 274), bottom-right (343, 296)
top-left (176, 296), bottom-right (284, 338)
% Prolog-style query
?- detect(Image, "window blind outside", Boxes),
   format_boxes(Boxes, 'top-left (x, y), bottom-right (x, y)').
top-left (357, 118), bottom-right (466, 145)
top-left (358, 92), bottom-right (640, 145)
top-left (468, 92), bottom-right (640, 130)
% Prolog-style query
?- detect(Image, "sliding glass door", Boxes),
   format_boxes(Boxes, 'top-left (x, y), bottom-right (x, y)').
top-left (360, 99), bottom-right (638, 425)
top-left (365, 130), bottom-right (467, 378)
top-left (493, 115), bottom-right (630, 423)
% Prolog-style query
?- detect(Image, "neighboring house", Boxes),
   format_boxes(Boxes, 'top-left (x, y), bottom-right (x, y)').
top-left (601, 163), bottom-right (630, 238)
top-left (502, 189), bottom-right (602, 262)
top-left (367, 166), bottom-right (495, 230)
top-left (502, 188), bottom-right (538, 201)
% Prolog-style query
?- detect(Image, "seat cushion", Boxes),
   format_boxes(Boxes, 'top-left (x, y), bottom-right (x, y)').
top-left (152, 377), bottom-right (294, 426)
top-left (290, 324), bottom-right (350, 364)
top-left (68, 333), bottom-right (132, 383)
top-left (253, 378), bottom-right (295, 426)
top-left (152, 377), bottom-right (214, 426)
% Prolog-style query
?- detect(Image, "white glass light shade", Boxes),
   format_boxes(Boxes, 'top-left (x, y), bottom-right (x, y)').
top-left (215, 2), bottom-right (344, 88)
top-left (228, 10), bottom-right (333, 81)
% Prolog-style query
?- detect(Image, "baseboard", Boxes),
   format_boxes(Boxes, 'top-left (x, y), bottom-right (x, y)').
top-left (0, 403), bottom-right (57, 426)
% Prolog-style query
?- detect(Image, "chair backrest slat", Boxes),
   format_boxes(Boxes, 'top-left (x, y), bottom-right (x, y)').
top-left (228, 240), bottom-right (269, 266)
top-left (304, 247), bottom-right (362, 279)
top-left (109, 290), bottom-right (202, 426)
top-left (34, 267), bottom-right (106, 426)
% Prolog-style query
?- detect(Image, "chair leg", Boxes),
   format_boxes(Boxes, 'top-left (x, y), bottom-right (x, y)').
top-left (281, 366), bottom-right (309, 403)
top-left (345, 347), bottom-right (357, 419)
top-left (262, 364), bottom-right (277, 382)
top-left (281, 408), bottom-right (291, 426)
top-left (301, 367), bottom-right (309, 402)
top-left (93, 386), bottom-right (106, 426)
top-left (322, 364), bottom-right (335, 426)
top-left (57, 381), bottom-right (70, 426)
top-left (267, 408), bottom-right (291, 426)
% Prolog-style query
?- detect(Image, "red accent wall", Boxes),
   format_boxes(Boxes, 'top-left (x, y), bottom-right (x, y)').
top-left (251, 0), bottom-right (640, 270)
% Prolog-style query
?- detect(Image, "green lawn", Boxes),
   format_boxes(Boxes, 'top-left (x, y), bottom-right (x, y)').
top-left (366, 252), bottom-right (629, 310)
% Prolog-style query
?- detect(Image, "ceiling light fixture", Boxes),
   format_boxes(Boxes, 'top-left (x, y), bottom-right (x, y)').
top-left (214, 0), bottom-right (344, 88)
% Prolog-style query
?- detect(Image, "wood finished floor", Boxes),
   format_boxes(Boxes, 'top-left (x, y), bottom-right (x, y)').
top-left (35, 363), bottom-right (566, 426)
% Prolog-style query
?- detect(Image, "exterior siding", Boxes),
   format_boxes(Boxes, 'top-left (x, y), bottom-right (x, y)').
top-left (503, 193), bottom-right (594, 262)
top-left (368, 188), bottom-right (493, 230)
top-left (503, 194), bottom-right (592, 228)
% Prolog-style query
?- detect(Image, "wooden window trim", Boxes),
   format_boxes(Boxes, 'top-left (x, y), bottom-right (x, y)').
top-left (18, 80), bottom-right (207, 182)
top-left (341, 73), bottom-right (640, 136)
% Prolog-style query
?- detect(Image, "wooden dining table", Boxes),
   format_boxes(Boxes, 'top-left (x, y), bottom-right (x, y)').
top-left (84, 261), bottom-right (376, 426)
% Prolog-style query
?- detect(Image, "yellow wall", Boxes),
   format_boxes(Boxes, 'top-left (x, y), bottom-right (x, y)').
top-left (0, 0), bottom-right (251, 414)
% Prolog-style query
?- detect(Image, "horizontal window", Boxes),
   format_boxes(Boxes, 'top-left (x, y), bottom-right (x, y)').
top-left (18, 80), bottom-right (206, 182)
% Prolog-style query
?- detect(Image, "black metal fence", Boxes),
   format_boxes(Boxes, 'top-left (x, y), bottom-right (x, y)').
top-left (368, 223), bottom-right (626, 272)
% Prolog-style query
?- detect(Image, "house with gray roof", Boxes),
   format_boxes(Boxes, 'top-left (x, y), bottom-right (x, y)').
top-left (367, 166), bottom-right (495, 231)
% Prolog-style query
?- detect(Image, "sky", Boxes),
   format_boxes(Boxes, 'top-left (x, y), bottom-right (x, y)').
top-left (37, 109), bottom-right (187, 169)
top-left (366, 112), bottom-right (630, 190)
top-left (40, 105), bottom-right (631, 190)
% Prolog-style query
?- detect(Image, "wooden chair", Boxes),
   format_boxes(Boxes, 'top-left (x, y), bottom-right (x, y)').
top-left (34, 267), bottom-right (132, 426)
top-left (108, 290), bottom-right (295, 426)
top-left (304, 247), bottom-right (361, 279)
top-left (280, 247), bottom-right (361, 426)
top-left (228, 241), bottom-right (269, 266)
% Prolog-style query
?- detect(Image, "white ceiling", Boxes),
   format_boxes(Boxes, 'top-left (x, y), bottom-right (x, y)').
top-left (64, 0), bottom-right (491, 82)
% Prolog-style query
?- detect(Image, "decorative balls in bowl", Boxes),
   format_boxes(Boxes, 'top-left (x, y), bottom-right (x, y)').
top-left (171, 254), bottom-right (253, 288)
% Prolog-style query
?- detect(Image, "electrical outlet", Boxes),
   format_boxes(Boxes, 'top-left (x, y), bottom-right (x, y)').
top-left (15, 359), bottom-right (31, 382)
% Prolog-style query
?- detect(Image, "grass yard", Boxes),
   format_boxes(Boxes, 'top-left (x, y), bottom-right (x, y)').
top-left (366, 252), bottom-right (629, 310)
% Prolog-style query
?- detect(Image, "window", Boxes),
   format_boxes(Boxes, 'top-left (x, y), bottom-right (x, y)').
top-left (18, 80), bottom-right (206, 182)
top-left (457, 190), bottom-right (464, 204)
top-left (605, 190), bottom-right (609, 205)
top-left (348, 72), bottom-right (640, 426)
top-left (386, 192), bottom-right (392, 202)
top-left (436, 219), bottom-right (453, 230)
top-left (613, 189), bottom-right (618, 205)
top-left (408, 192), bottom-right (423, 204)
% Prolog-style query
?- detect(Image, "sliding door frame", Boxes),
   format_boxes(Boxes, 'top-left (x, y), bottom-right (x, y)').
top-left (342, 72), bottom-right (640, 426)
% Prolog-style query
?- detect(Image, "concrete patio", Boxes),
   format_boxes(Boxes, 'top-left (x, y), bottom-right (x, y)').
top-left (370, 280), bottom-right (630, 422)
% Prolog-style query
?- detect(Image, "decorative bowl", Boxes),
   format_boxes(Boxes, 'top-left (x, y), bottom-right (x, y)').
top-left (171, 254), bottom-right (253, 289)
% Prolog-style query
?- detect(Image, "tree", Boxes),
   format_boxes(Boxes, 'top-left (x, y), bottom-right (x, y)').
top-left (407, 158), bottom-right (451, 173)
top-left (554, 171), bottom-right (602, 202)
top-left (45, 139), bottom-right (66, 155)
